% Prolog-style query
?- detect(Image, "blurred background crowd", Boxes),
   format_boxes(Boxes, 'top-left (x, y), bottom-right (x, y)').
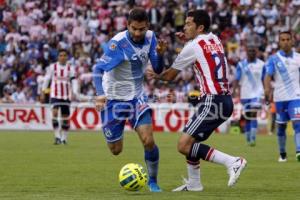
top-left (0, 0), bottom-right (299, 104)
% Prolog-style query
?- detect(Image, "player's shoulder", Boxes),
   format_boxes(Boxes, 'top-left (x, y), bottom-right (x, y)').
top-left (110, 31), bottom-right (127, 42)
top-left (266, 53), bottom-right (278, 62)
top-left (293, 51), bottom-right (300, 58)
top-left (256, 58), bottom-right (265, 65)
top-left (145, 30), bottom-right (155, 40)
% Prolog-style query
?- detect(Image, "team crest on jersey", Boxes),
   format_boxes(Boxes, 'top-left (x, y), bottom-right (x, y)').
top-left (109, 42), bottom-right (117, 51)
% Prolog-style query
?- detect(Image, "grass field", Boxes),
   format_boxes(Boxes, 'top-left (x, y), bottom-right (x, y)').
top-left (0, 131), bottom-right (299, 200)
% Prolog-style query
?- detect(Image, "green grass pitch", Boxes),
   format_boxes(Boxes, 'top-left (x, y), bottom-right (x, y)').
top-left (0, 131), bottom-right (299, 200)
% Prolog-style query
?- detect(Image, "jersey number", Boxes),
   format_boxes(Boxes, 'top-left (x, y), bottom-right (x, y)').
top-left (212, 53), bottom-right (228, 82)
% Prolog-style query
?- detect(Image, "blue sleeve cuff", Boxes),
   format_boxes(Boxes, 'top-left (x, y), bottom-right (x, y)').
top-left (151, 55), bottom-right (164, 74)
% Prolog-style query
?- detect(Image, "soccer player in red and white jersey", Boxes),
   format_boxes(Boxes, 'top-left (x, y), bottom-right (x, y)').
top-left (148, 10), bottom-right (247, 191)
top-left (42, 49), bottom-right (77, 145)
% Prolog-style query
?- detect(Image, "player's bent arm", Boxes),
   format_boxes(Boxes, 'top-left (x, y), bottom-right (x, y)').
top-left (149, 34), bottom-right (166, 74)
top-left (156, 68), bottom-right (180, 81)
top-left (92, 65), bottom-right (105, 96)
top-left (232, 80), bottom-right (240, 98)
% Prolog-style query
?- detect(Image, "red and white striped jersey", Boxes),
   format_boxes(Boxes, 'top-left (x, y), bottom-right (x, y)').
top-left (42, 62), bottom-right (76, 100)
top-left (171, 32), bottom-right (230, 96)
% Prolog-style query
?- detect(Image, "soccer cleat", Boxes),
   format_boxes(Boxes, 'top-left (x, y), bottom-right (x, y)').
top-left (54, 138), bottom-right (61, 145)
top-left (249, 141), bottom-right (256, 147)
top-left (148, 182), bottom-right (162, 192)
top-left (61, 140), bottom-right (67, 145)
top-left (227, 157), bottom-right (247, 187)
top-left (172, 178), bottom-right (203, 192)
top-left (296, 153), bottom-right (300, 162)
top-left (278, 157), bottom-right (287, 162)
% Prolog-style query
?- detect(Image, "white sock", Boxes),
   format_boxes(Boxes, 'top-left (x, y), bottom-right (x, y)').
top-left (187, 162), bottom-right (201, 187)
top-left (209, 149), bottom-right (236, 168)
top-left (54, 129), bottom-right (61, 139)
top-left (61, 130), bottom-right (68, 141)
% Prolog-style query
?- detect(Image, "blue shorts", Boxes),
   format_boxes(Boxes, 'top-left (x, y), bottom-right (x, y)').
top-left (275, 100), bottom-right (300, 123)
top-left (240, 98), bottom-right (262, 111)
top-left (183, 95), bottom-right (233, 141)
top-left (100, 96), bottom-right (152, 143)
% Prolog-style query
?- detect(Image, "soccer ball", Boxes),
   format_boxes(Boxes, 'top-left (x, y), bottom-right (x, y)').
top-left (119, 163), bottom-right (148, 191)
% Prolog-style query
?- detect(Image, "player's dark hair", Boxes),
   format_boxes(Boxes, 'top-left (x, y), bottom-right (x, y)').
top-left (187, 10), bottom-right (211, 32)
top-left (128, 7), bottom-right (148, 24)
top-left (279, 29), bottom-right (292, 36)
top-left (58, 48), bottom-right (69, 55)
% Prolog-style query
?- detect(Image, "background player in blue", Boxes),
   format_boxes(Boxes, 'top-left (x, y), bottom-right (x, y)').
top-left (233, 45), bottom-right (265, 146)
top-left (93, 8), bottom-right (167, 192)
top-left (264, 30), bottom-right (300, 162)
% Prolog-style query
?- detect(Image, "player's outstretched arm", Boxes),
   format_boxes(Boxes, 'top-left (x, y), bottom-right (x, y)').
top-left (146, 67), bottom-right (180, 81)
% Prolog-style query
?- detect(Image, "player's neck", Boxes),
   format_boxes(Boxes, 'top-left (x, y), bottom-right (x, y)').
top-left (247, 58), bottom-right (256, 63)
top-left (58, 62), bottom-right (67, 66)
top-left (281, 49), bottom-right (292, 56)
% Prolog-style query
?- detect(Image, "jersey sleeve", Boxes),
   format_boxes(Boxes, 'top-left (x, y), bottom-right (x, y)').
top-left (92, 64), bottom-right (104, 96)
top-left (265, 56), bottom-right (275, 76)
top-left (149, 33), bottom-right (163, 74)
top-left (95, 40), bottom-right (124, 72)
top-left (171, 43), bottom-right (196, 71)
top-left (235, 62), bottom-right (242, 81)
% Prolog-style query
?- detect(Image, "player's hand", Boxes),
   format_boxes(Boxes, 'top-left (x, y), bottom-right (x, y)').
top-left (175, 32), bottom-right (186, 42)
top-left (264, 93), bottom-right (272, 105)
top-left (40, 93), bottom-right (45, 103)
top-left (156, 39), bottom-right (167, 55)
top-left (146, 68), bottom-right (159, 80)
top-left (95, 95), bottom-right (107, 111)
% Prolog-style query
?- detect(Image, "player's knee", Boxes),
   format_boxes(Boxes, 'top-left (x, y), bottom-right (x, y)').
top-left (61, 120), bottom-right (70, 130)
top-left (141, 137), bottom-right (155, 150)
top-left (292, 121), bottom-right (300, 133)
top-left (110, 147), bottom-right (122, 155)
top-left (177, 139), bottom-right (191, 156)
top-left (52, 119), bottom-right (59, 129)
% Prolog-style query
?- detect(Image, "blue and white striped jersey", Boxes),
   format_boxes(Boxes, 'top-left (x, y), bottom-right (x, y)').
top-left (235, 58), bottom-right (265, 99)
top-left (265, 50), bottom-right (300, 102)
top-left (93, 30), bottom-right (163, 100)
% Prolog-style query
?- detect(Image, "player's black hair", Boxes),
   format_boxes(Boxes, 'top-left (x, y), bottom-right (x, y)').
top-left (58, 48), bottom-right (69, 55)
top-left (128, 7), bottom-right (149, 24)
top-left (279, 28), bottom-right (292, 36)
top-left (187, 10), bottom-right (211, 32)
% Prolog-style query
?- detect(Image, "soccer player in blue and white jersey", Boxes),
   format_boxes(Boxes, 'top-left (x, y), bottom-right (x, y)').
top-left (93, 8), bottom-right (167, 192)
top-left (264, 30), bottom-right (300, 162)
top-left (233, 45), bottom-right (265, 146)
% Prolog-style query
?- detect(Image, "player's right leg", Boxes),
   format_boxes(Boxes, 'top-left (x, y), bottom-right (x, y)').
top-left (288, 100), bottom-right (300, 162)
top-left (51, 98), bottom-right (61, 145)
top-left (275, 101), bottom-right (289, 162)
top-left (241, 99), bottom-right (252, 145)
top-left (172, 134), bottom-right (203, 192)
top-left (100, 100), bottom-right (127, 155)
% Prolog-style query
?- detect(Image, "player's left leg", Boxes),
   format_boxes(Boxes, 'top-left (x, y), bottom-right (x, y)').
top-left (60, 102), bottom-right (71, 145)
top-left (288, 100), bottom-right (300, 161)
top-left (249, 111), bottom-right (258, 146)
top-left (178, 95), bottom-right (247, 187)
top-left (135, 111), bottom-right (161, 192)
top-left (291, 121), bottom-right (300, 162)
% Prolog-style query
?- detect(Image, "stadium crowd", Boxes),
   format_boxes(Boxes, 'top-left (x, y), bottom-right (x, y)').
top-left (0, 0), bottom-right (299, 104)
